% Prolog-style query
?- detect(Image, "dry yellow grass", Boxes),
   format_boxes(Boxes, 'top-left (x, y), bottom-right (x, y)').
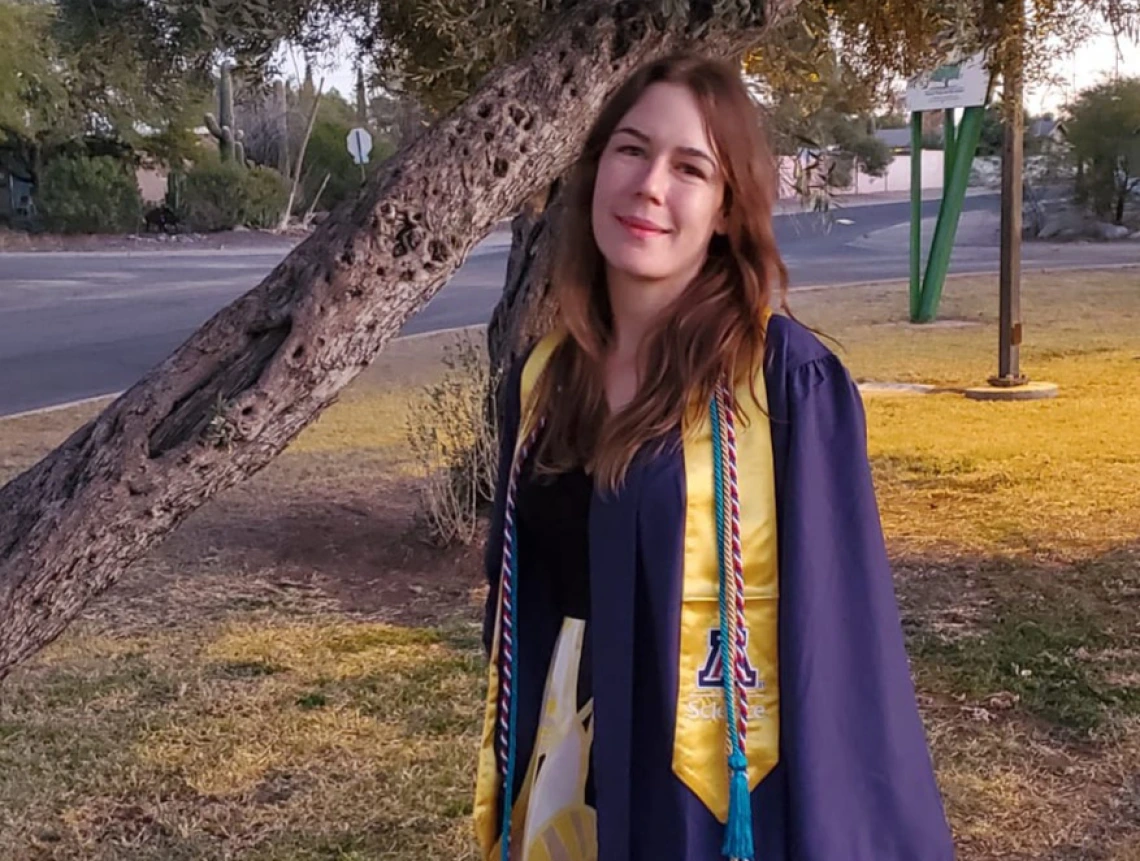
top-left (0, 618), bottom-right (486, 859)
top-left (788, 270), bottom-right (1140, 557)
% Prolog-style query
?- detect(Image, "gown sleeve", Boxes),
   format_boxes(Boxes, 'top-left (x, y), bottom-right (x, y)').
top-left (774, 353), bottom-right (956, 860)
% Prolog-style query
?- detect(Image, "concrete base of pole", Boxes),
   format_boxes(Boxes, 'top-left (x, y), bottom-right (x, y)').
top-left (963, 381), bottom-right (1059, 401)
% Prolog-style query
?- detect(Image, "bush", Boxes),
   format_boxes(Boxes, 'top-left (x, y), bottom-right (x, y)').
top-left (35, 156), bottom-right (143, 234)
top-left (179, 160), bottom-right (289, 231)
top-left (824, 153), bottom-right (855, 189)
top-left (850, 135), bottom-right (893, 177)
top-left (179, 160), bottom-right (245, 231)
top-left (242, 165), bottom-right (291, 228)
top-left (405, 335), bottom-right (500, 547)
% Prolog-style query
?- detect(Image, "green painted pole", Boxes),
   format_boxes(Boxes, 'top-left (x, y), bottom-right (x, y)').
top-left (943, 109), bottom-right (957, 192)
top-left (915, 104), bottom-right (985, 322)
top-left (910, 111), bottom-right (923, 321)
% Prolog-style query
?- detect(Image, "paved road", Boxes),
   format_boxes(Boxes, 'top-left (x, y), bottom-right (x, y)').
top-left (1, 193), bottom-right (1136, 417)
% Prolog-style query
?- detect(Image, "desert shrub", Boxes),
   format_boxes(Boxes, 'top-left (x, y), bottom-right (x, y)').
top-left (405, 335), bottom-right (500, 546)
top-left (180, 159), bottom-right (288, 231)
top-left (35, 156), bottom-right (143, 234)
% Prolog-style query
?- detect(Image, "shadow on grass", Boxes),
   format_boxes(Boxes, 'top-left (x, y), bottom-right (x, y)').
top-left (898, 542), bottom-right (1140, 739)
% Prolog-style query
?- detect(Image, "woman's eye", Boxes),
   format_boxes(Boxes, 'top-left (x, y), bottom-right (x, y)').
top-left (679, 163), bottom-right (706, 179)
top-left (617, 144), bottom-right (644, 156)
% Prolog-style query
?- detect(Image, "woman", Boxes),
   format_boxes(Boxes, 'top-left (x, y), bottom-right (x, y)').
top-left (474, 53), bottom-right (955, 861)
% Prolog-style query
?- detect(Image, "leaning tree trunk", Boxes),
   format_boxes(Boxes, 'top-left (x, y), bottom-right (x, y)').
top-left (486, 179), bottom-right (564, 424)
top-left (0, 0), bottom-right (794, 682)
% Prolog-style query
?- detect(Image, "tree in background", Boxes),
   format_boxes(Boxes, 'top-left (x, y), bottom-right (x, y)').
top-left (0, 3), bottom-right (75, 144)
top-left (0, 2), bottom-right (83, 196)
top-left (1064, 77), bottom-right (1140, 224)
top-left (1, 0), bottom-right (293, 221)
top-left (747, 16), bottom-right (886, 195)
top-left (751, 29), bottom-right (893, 198)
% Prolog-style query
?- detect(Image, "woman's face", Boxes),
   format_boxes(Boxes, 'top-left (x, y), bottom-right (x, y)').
top-left (591, 82), bottom-right (727, 287)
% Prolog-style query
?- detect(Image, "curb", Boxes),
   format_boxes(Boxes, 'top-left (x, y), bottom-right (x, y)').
top-left (1, 393), bottom-right (126, 421)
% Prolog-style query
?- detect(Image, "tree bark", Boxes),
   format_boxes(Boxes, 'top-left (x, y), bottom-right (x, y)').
top-left (486, 179), bottom-right (563, 423)
top-left (0, 0), bottom-right (794, 682)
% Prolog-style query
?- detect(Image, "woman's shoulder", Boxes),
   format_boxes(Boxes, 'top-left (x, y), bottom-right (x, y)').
top-left (764, 312), bottom-right (841, 375)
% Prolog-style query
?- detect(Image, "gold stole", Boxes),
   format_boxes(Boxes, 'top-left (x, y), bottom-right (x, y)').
top-left (673, 354), bottom-right (780, 821)
top-left (474, 330), bottom-right (780, 856)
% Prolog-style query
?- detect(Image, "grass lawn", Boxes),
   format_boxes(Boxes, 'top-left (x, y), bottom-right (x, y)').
top-left (1, 268), bottom-right (1138, 860)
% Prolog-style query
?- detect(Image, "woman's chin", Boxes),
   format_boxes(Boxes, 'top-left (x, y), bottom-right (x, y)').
top-left (602, 252), bottom-right (671, 284)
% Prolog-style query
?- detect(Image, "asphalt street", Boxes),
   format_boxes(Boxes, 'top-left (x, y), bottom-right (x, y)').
top-left (2, 192), bottom-right (1136, 417)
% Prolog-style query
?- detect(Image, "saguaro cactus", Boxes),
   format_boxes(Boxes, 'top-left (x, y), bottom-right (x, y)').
top-left (205, 63), bottom-right (246, 165)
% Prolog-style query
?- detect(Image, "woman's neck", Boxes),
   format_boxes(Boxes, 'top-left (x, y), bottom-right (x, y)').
top-left (605, 266), bottom-right (693, 362)
top-left (602, 265), bottom-right (699, 413)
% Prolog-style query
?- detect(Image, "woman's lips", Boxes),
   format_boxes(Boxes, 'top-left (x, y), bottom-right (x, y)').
top-left (616, 214), bottom-right (669, 240)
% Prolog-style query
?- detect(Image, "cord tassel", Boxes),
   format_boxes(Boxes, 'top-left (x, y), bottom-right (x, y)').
top-left (722, 749), bottom-right (755, 861)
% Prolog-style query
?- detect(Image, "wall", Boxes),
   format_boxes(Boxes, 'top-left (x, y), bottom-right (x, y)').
top-left (776, 151), bottom-right (947, 199)
top-left (136, 167), bottom-right (169, 204)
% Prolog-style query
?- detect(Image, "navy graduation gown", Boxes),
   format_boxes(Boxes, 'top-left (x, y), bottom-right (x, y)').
top-left (482, 314), bottom-right (955, 861)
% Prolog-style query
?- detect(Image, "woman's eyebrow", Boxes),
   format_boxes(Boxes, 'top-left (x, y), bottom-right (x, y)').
top-left (613, 126), bottom-right (716, 167)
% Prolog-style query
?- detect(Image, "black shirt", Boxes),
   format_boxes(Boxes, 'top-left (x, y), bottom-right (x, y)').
top-left (514, 465), bottom-right (593, 621)
top-left (514, 463), bottom-right (594, 723)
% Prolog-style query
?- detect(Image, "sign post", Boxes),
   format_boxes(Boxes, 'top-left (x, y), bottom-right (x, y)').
top-left (910, 112), bottom-right (923, 321)
top-left (346, 127), bottom-right (373, 182)
top-left (905, 54), bottom-right (990, 323)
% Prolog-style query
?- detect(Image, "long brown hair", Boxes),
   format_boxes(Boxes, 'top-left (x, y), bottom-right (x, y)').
top-left (529, 52), bottom-right (790, 492)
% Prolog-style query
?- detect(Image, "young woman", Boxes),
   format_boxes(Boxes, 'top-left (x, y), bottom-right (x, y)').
top-left (474, 53), bottom-right (955, 861)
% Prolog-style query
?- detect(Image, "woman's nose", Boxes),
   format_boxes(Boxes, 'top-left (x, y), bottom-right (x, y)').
top-left (634, 157), bottom-right (669, 203)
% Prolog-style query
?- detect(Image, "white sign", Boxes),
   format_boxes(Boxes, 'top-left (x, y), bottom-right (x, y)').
top-left (905, 54), bottom-right (990, 112)
top-left (347, 127), bottom-right (373, 165)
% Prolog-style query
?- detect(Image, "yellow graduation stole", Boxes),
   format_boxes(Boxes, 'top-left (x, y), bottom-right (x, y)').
top-left (474, 328), bottom-right (780, 859)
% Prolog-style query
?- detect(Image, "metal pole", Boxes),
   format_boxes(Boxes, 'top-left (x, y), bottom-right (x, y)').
top-left (943, 109), bottom-right (957, 192)
top-left (910, 111), bottom-right (923, 321)
top-left (993, 0), bottom-right (1027, 385)
top-left (915, 105), bottom-right (986, 322)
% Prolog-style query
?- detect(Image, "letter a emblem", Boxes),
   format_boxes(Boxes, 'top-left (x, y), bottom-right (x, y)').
top-left (697, 629), bottom-right (760, 689)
